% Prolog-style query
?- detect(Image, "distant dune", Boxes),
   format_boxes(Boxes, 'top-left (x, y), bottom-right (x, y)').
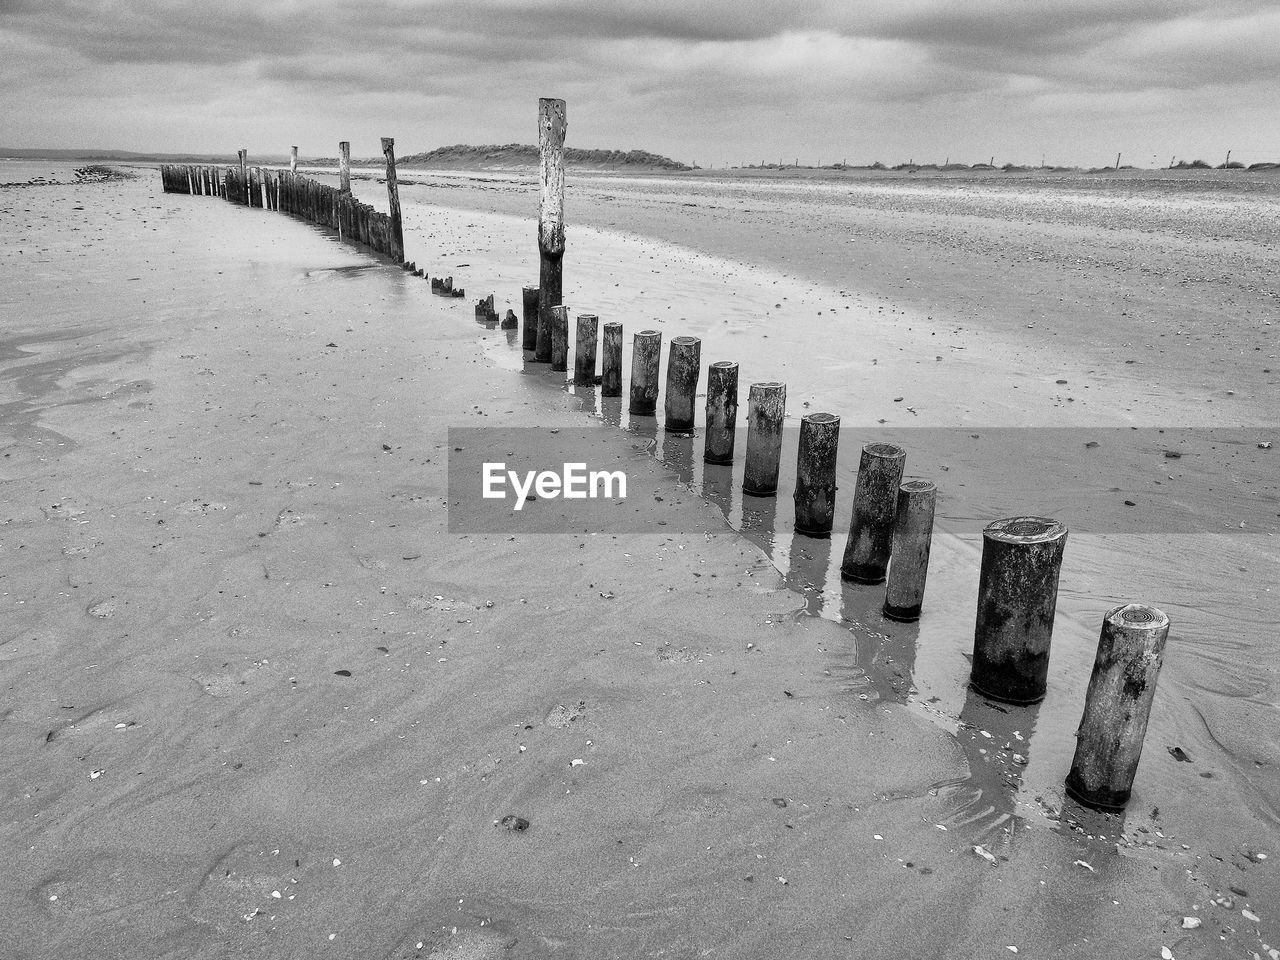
top-left (328, 143), bottom-right (691, 172)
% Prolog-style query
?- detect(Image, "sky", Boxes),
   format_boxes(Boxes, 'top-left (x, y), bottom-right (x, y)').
top-left (2, 0), bottom-right (1279, 168)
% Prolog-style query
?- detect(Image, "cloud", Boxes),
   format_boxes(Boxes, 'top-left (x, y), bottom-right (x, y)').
top-left (1, 0), bottom-right (1277, 163)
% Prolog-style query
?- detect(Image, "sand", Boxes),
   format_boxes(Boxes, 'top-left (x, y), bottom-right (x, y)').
top-left (0, 162), bottom-right (1276, 959)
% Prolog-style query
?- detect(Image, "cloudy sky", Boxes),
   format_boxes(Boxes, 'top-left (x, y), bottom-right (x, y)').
top-left (3, 0), bottom-right (1278, 167)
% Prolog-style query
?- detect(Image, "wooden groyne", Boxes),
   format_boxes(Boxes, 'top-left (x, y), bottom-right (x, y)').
top-left (504, 99), bottom-right (1169, 810)
top-left (160, 148), bottom-right (405, 263)
top-left (158, 107), bottom-right (1171, 812)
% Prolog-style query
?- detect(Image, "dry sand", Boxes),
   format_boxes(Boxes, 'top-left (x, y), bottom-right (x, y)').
top-left (0, 164), bottom-right (1276, 959)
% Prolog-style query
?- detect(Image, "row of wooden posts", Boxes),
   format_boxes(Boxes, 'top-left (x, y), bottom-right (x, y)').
top-left (513, 294), bottom-right (1164, 804)
top-left (523, 98), bottom-right (1167, 812)
top-left (161, 104), bottom-right (1167, 812)
top-left (159, 139), bottom-right (405, 263)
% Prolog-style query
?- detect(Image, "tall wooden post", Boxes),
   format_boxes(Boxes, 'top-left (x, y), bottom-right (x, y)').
top-left (970, 517), bottom-right (1068, 704)
top-left (538, 98), bottom-right (567, 370)
top-left (601, 322), bottom-right (623, 396)
top-left (883, 479), bottom-right (937, 621)
top-left (339, 141), bottom-right (351, 194)
top-left (628, 331), bottom-right (662, 416)
top-left (663, 337), bottom-right (701, 433)
top-left (381, 137), bottom-right (405, 263)
top-left (793, 412), bottom-right (840, 537)
top-left (742, 382), bottom-right (786, 496)
top-left (574, 314), bottom-right (599, 387)
top-left (704, 361), bottom-right (739, 465)
top-left (521, 286), bottom-right (540, 351)
top-left (290, 146), bottom-right (298, 172)
top-left (1066, 604), bottom-right (1170, 810)
top-left (840, 442), bottom-right (907, 583)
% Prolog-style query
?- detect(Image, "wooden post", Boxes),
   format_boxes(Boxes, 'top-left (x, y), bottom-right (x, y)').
top-left (883, 479), bottom-right (937, 621)
top-left (601, 322), bottom-right (623, 396)
top-left (970, 516), bottom-right (1068, 704)
top-left (703, 361), bottom-right (738, 464)
top-left (840, 442), bottom-right (906, 583)
top-left (663, 336), bottom-right (701, 433)
top-left (550, 305), bottom-right (570, 372)
top-left (521, 286), bottom-right (540, 351)
top-left (628, 330), bottom-right (662, 416)
top-left (381, 137), bottom-right (405, 263)
top-left (538, 98), bottom-right (567, 370)
top-left (290, 146), bottom-right (298, 172)
top-left (742, 382), bottom-right (786, 496)
top-left (1065, 604), bottom-right (1170, 810)
top-left (339, 141), bottom-right (351, 193)
top-left (533, 287), bottom-right (553, 362)
top-left (238, 149), bottom-right (249, 205)
top-left (574, 314), bottom-right (598, 386)
top-left (793, 412), bottom-right (840, 537)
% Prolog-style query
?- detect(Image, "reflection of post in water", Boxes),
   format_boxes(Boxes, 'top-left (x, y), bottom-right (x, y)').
top-left (567, 382), bottom-right (597, 417)
top-left (659, 432), bottom-right (696, 487)
top-left (838, 577), bottom-right (921, 699)
top-left (627, 409), bottom-right (658, 446)
top-left (739, 490), bottom-right (778, 537)
top-left (737, 490), bottom-right (782, 579)
top-left (940, 687), bottom-right (1043, 838)
top-left (598, 394), bottom-right (624, 428)
top-left (701, 461), bottom-right (735, 523)
top-left (786, 535), bottom-right (833, 617)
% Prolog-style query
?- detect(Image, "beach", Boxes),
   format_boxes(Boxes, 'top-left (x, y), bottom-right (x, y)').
top-left (0, 161), bottom-right (1276, 959)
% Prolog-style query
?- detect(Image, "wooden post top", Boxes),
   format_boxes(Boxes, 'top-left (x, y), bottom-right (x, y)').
top-left (538, 98), bottom-right (567, 257)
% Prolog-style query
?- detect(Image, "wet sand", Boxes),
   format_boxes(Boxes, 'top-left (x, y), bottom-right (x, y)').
top-left (0, 164), bottom-right (1276, 959)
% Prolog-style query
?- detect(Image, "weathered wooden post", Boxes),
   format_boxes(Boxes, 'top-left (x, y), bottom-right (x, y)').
top-left (970, 517), bottom-right (1068, 704)
top-left (664, 336), bottom-right (701, 433)
top-left (550, 305), bottom-right (570, 373)
top-left (237, 149), bottom-right (249, 205)
top-left (1065, 603), bottom-right (1170, 809)
top-left (521, 286), bottom-right (540, 351)
top-left (601, 322), bottom-right (623, 396)
top-left (840, 442), bottom-right (907, 583)
top-left (704, 361), bottom-right (739, 464)
top-left (538, 98), bottom-right (567, 370)
top-left (629, 330), bottom-right (662, 416)
top-left (742, 382), bottom-right (786, 496)
top-left (290, 146), bottom-right (298, 172)
top-left (574, 314), bottom-right (599, 386)
top-left (793, 412), bottom-right (840, 537)
top-left (533, 302), bottom-right (553, 363)
top-left (339, 141), bottom-right (351, 194)
top-left (883, 479), bottom-right (937, 621)
top-left (381, 137), bottom-right (405, 263)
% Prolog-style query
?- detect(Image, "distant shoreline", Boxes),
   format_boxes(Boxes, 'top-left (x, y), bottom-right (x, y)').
top-left (4, 147), bottom-right (1278, 176)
